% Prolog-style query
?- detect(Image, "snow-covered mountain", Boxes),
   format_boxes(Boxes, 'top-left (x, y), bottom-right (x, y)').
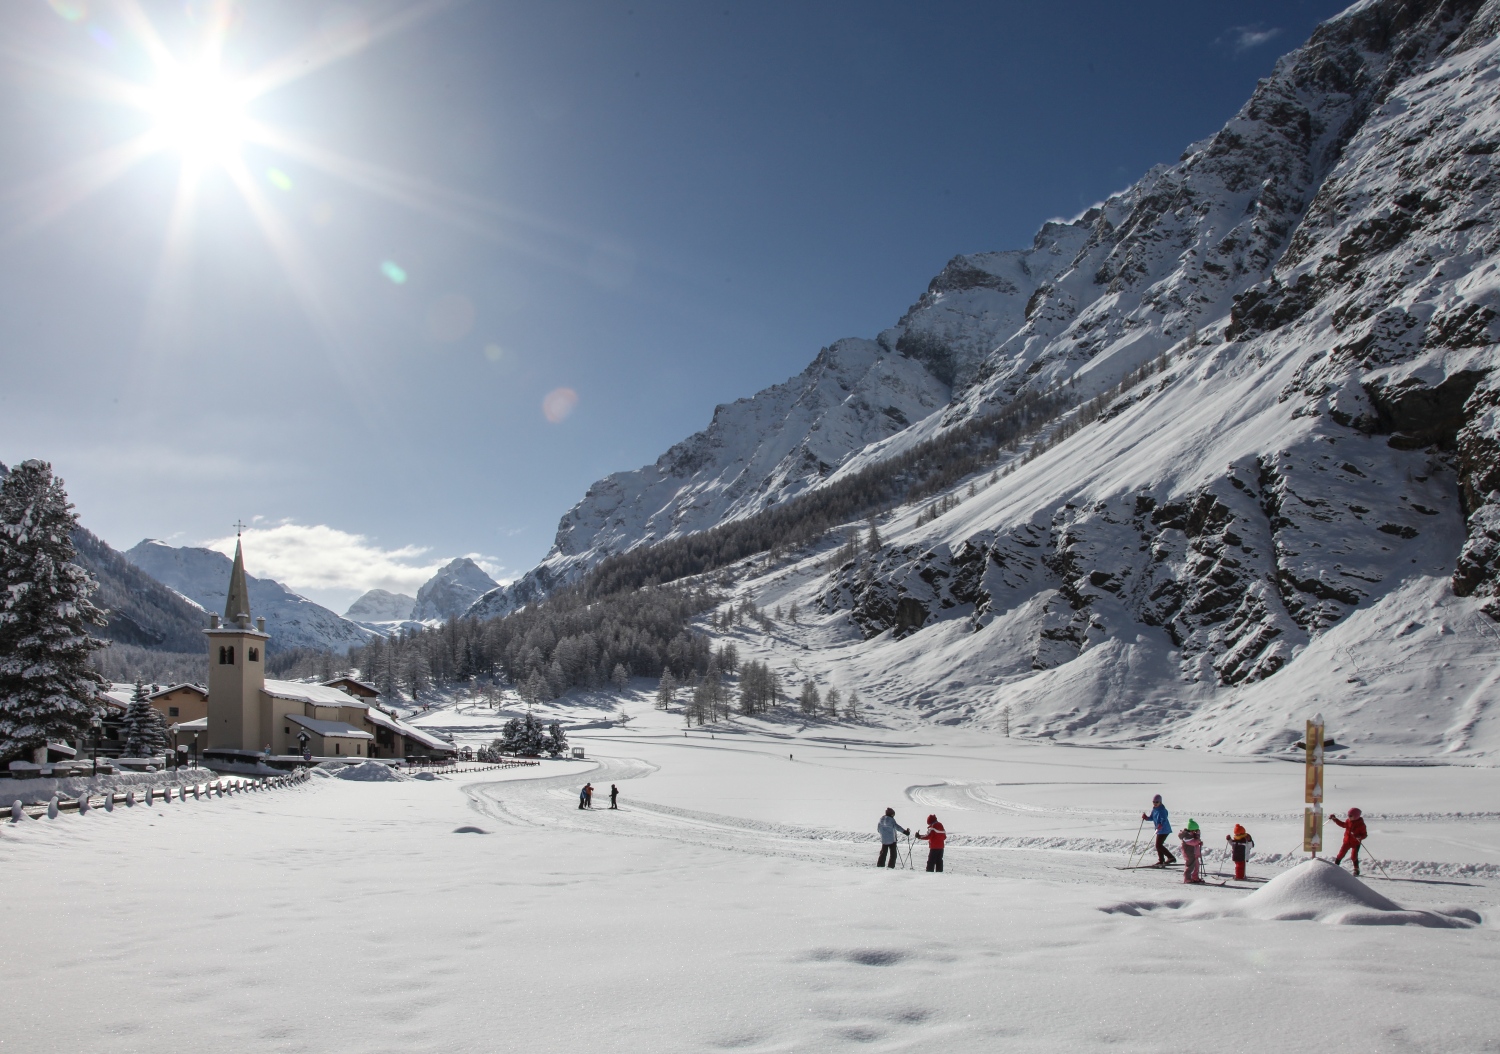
top-left (491, 0), bottom-right (1500, 754)
top-left (413, 558), bottom-right (496, 621)
top-left (345, 589), bottom-right (416, 623)
top-left (125, 540), bottom-right (376, 653)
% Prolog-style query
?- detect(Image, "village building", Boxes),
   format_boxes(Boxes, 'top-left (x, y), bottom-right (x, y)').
top-left (197, 538), bottom-right (453, 762)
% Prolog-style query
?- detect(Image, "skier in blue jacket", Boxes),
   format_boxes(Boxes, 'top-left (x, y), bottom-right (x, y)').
top-left (1142, 794), bottom-right (1176, 867)
top-left (876, 807), bottom-right (910, 868)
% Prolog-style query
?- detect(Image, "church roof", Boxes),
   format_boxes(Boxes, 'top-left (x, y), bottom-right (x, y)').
top-left (285, 714), bottom-right (373, 741)
top-left (224, 537), bottom-right (252, 623)
top-left (362, 706), bottom-right (453, 751)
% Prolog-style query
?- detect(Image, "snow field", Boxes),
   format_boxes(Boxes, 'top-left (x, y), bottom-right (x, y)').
top-left (9, 702), bottom-right (1497, 1053)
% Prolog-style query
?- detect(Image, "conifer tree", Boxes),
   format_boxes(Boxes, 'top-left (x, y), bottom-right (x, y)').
top-left (121, 678), bottom-right (166, 758)
top-left (610, 663), bottom-right (630, 692)
top-left (825, 686), bottom-right (842, 719)
top-left (798, 680), bottom-right (820, 715)
top-left (865, 518), bottom-right (882, 553)
top-left (0, 460), bottom-right (107, 764)
top-left (544, 720), bottom-right (568, 756)
top-left (655, 669), bottom-right (676, 710)
top-left (844, 688), bottom-right (861, 721)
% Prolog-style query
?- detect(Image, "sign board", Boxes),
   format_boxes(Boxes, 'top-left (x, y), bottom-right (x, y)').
top-left (1303, 714), bottom-right (1325, 853)
top-left (1303, 805), bottom-right (1323, 853)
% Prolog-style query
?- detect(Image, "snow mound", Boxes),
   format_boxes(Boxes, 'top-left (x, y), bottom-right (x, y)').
top-left (1101, 860), bottom-right (1481, 927)
top-left (332, 762), bottom-right (407, 782)
top-left (412, 771), bottom-right (440, 781)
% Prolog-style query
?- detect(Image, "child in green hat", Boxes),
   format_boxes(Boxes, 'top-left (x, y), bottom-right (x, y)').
top-left (1178, 820), bottom-right (1205, 884)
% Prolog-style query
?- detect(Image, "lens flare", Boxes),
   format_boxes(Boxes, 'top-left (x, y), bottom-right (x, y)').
top-left (542, 387), bottom-right (578, 423)
top-left (380, 260), bottom-right (407, 284)
top-left (266, 168), bottom-right (292, 191)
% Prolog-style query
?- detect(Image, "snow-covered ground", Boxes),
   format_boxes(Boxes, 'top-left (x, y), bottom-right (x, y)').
top-left (7, 697), bottom-right (1497, 1053)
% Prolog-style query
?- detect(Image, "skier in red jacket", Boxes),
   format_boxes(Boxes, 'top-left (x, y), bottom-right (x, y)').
top-left (916, 814), bottom-right (946, 872)
top-left (1331, 808), bottom-right (1367, 876)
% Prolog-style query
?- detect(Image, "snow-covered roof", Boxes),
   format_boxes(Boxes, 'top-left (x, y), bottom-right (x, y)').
top-left (263, 679), bottom-right (371, 709)
top-left (361, 707), bottom-right (453, 751)
top-left (150, 683), bottom-right (208, 700)
top-left (323, 676), bottom-right (379, 696)
top-left (169, 717), bottom-right (208, 732)
top-left (285, 714), bottom-right (373, 741)
top-left (101, 684), bottom-right (136, 709)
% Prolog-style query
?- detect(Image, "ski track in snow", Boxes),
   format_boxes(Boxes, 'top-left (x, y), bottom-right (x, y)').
top-left (462, 752), bottom-right (1500, 882)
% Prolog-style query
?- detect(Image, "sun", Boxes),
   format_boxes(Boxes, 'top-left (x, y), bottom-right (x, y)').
top-left (145, 63), bottom-right (249, 165)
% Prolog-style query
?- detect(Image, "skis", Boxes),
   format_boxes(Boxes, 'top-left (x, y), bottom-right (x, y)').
top-left (1114, 863), bottom-right (1171, 870)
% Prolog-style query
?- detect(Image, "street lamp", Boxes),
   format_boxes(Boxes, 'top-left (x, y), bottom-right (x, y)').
top-left (191, 732), bottom-right (199, 769)
top-left (298, 730), bottom-right (311, 763)
top-left (90, 714), bottom-right (101, 776)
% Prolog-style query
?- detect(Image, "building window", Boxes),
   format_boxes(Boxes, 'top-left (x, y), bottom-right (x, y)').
top-left (248, 647), bottom-right (259, 662)
top-left (335, 743), bottom-right (341, 754)
top-left (284, 727), bottom-right (290, 734)
top-left (168, 707), bottom-right (180, 717)
top-left (218, 646), bottom-right (235, 665)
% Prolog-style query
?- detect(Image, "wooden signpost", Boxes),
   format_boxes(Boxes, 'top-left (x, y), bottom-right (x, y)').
top-left (1303, 713), bottom-right (1324, 855)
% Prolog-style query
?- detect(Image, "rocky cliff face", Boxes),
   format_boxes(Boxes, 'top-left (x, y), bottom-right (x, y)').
top-left (413, 558), bottom-right (496, 621)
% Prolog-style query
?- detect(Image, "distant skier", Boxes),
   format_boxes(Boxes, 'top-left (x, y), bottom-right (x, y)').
top-left (1179, 820), bottom-right (1204, 884)
top-left (876, 807), bottom-right (910, 868)
top-left (1142, 794), bottom-right (1176, 867)
top-left (916, 813), bottom-right (946, 872)
top-left (578, 785), bottom-right (588, 810)
top-left (1331, 807), bottom-right (1367, 876)
top-left (609, 784), bottom-right (619, 809)
top-left (1227, 824), bottom-right (1255, 881)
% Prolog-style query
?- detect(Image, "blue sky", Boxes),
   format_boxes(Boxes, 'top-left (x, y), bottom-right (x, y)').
top-left (0, 0), bottom-right (1349, 611)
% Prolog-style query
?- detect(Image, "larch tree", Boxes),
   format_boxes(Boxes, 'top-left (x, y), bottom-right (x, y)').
top-left (798, 680), bottom-right (820, 715)
top-left (610, 663), bottom-right (630, 692)
top-left (0, 461), bottom-right (107, 764)
top-left (655, 669), bottom-right (676, 710)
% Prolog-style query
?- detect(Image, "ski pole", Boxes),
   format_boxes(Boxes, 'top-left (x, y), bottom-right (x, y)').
top-left (1125, 815), bottom-right (1146, 868)
top-left (1360, 842), bottom-right (1392, 880)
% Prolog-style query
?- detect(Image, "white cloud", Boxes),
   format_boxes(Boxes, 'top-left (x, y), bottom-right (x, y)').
top-left (203, 522), bottom-right (507, 600)
top-left (1232, 25), bottom-right (1281, 51)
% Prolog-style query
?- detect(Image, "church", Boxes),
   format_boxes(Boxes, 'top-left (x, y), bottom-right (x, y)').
top-left (201, 537), bottom-right (453, 762)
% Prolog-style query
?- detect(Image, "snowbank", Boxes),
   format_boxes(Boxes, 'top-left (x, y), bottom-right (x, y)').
top-left (332, 761), bottom-right (406, 782)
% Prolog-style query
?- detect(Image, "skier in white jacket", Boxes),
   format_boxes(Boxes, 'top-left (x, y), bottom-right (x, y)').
top-left (876, 807), bottom-right (910, 868)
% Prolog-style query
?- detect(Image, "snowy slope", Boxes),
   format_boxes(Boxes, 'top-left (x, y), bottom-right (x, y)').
top-left (499, 0), bottom-right (1500, 755)
top-left (345, 588), bottom-right (415, 622)
top-left (125, 540), bottom-right (375, 653)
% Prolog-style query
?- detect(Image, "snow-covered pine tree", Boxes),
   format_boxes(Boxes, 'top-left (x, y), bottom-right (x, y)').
top-left (610, 663), bottom-right (630, 692)
top-left (0, 460), bottom-right (107, 764)
top-left (121, 678), bottom-right (166, 758)
top-left (655, 669), bottom-right (676, 710)
top-left (525, 669), bottom-right (549, 707)
top-left (544, 720), bottom-right (568, 756)
top-left (499, 717), bottom-right (522, 753)
top-left (865, 518), bottom-right (881, 553)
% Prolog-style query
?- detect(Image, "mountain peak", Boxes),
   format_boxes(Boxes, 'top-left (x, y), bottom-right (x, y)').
top-left (413, 557), bottom-right (498, 621)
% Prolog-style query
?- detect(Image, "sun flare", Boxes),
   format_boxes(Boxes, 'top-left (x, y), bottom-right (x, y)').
top-left (145, 63), bottom-right (249, 164)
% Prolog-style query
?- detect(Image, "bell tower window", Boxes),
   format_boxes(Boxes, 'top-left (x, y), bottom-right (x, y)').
top-left (248, 647), bottom-right (260, 662)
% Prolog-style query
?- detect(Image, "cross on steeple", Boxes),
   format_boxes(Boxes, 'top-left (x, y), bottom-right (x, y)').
top-left (232, 520), bottom-right (247, 537)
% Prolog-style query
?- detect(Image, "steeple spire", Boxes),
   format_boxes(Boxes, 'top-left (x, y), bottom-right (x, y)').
top-left (224, 536), bottom-right (252, 626)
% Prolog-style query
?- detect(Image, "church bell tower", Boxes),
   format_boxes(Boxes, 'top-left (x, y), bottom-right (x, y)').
top-left (205, 535), bottom-right (270, 751)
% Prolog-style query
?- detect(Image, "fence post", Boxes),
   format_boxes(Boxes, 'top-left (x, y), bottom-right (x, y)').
top-left (126, 790), bottom-right (135, 807)
top-left (12, 799), bottom-right (23, 822)
top-left (104, 793), bottom-right (114, 813)
top-left (47, 796), bottom-right (59, 819)
top-left (146, 787), bottom-right (155, 806)
top-left (78, 794), bottom-right (90, 816)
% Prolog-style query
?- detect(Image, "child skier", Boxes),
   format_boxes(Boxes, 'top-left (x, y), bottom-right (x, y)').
top-left (916, 814), bottom-right (946, 872)
top-left (1142, 794), bottom-right (1175, 867)
top-left (1179, 820), bottom-right (1204, 884)
top-left (1227, 824), bottom-right (1255, 881)
top-left (876, 807), bottom-right (910, 868)
top-left (1331, 807), bottom-right (1367, 876)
